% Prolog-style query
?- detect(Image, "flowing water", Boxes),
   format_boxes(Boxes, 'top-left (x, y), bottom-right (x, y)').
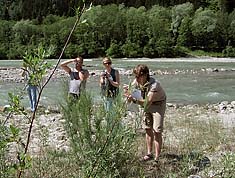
top-left (0, 58), bottom-right (235, 107)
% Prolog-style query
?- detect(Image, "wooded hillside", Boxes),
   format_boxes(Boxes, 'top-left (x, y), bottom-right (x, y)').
top-left (0, 0), bottom-right (234, 59)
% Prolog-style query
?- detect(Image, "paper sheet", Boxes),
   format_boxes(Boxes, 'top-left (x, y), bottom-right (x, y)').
top-left (131, 89), bottom-right (142, 100)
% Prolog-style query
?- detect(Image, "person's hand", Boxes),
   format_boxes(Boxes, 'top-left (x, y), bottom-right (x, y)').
top-left (105, 73), bottom-right (113, 81)
top-left (123, 84), bottom-right (129, 93)
top-left (101, 71), bottom-right (106, 77)
top-left (73, 58), bottom-right (77, 63)
top-left (125, 94), bottom-right (134, 103)
top-left (123, 85), bottom-right (132, 103)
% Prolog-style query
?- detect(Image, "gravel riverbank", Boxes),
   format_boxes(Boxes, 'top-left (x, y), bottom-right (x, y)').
top-left (1, 101), bottom-right (234, 156)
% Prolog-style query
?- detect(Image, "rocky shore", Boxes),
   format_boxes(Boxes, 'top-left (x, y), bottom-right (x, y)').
top-left (0, 65), bottom-right (235, 83)
top-left (0, 101), bottom-right (234, 156)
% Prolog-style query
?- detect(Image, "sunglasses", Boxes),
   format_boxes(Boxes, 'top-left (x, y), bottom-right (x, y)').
top-left (103, 62), bottom-right (111, 65)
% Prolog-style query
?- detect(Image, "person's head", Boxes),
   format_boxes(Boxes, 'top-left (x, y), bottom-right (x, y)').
top-left (75, 56), bottom-right (83, 69)
top-left (133, 64), bottom-right (150, 85)
top-left (102, 57), bottom-right (112, 67)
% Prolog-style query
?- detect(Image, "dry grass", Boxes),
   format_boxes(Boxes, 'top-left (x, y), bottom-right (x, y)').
top-left (135, 105), bottom-right (235, 177)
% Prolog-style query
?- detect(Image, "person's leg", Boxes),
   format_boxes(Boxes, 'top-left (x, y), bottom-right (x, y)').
top-left (31, 85), bottom-right (37, 111)
top-left (27, 85), bottom-right (37, 112)
top-left (153, 131), bottom-right (162, 160)
top-left (27, 86), bottom-right (33, 111)
top-left (104, 97), bottom-right (113, 111)
top-left (152, 102), bottom-right (166, 160)
top-left (146, 128), bottom-right (153, 155)
top-left (142, 112), bottom-right (154, 161)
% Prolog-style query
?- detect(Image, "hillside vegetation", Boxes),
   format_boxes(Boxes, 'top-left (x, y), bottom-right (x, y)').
top-left (0, 1), bottom-right (235, 59)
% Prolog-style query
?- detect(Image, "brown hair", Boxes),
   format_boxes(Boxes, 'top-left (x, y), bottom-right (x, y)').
top-left (133, 64), bottom-right (150, 81)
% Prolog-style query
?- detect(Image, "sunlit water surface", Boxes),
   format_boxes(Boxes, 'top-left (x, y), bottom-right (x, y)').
top-left (0, 58), bottom-right (235, 107)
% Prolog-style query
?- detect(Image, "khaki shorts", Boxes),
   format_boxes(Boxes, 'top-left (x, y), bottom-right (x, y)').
top-left (142, 101), bottom-right (166, 133)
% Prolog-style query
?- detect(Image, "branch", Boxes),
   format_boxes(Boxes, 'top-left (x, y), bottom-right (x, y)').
top-left (18, 3), bottom-right (89, 178)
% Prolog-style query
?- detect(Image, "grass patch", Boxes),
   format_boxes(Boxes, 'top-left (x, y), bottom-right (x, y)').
top-left (188, 49), bottom-right (224, 57)
top-left (157, 106), bottom-right (235, 177)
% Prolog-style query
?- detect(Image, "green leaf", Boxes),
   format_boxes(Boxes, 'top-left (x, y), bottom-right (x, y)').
top-left (10, 125), bottom-right (20, 136)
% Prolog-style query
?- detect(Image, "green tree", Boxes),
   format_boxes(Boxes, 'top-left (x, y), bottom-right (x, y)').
top-left (74, 5), bottom-right (104, 57)
top-left (144, 5), bottom-right (173, 57)
top-left (228, 10), bottom-right (235, 45)
top-left (191, 8), bottom-right (217, 50)
top-left (171, 2), bottom-right (194, 41)
top-left (214, 11), bottom-right (231, 50)
top-left (122, 6), bottom-right (148, 57)
top-left (0, 20), bottom-right (14, 59)
top-left (9, 19), bottom-right (42, 58)
top-left (177, 16), bottom-right (194, 48)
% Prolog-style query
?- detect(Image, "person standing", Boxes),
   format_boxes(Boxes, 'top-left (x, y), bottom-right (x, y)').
top-left (22, 65), bottom-right (38, 112)
top-left (124, 64), bottom-right (166, 162)
top-left (60, 56), bottom-right (89, 100)
top-left (100, 57), bottom-right (120, 111)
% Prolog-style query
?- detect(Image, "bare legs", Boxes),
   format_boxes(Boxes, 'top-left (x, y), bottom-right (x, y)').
top-left (146, 129), bottom-right (153, 155)
top-left (146, 128), bottom-right (162, 160)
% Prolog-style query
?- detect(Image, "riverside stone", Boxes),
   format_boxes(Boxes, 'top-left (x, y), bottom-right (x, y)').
top-left (1, 66), bottom-right (235, 83)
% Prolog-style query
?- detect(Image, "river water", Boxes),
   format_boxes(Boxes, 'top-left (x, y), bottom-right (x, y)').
top-left (0, 58), bottom-right (235, 107)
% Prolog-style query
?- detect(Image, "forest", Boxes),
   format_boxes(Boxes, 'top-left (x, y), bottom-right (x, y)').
top-left (0, 0), bottom-right (235, 59)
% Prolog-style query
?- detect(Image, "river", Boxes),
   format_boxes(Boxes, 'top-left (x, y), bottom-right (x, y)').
top-left (0, 58), bottom-right (235, 107)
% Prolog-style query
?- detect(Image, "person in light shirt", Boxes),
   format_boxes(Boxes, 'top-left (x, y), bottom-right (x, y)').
top-left (124, 64), bottom-right (166, 162)
top-left (60, 56), bottom-right (89, 100)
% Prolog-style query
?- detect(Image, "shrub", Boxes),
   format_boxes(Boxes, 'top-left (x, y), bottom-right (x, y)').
top-left (106, 41), bottom-right (122, 58)
top-left (222, 46), bottom-right (235, 57)
top-left (61, 93), bottom-right (139, 177)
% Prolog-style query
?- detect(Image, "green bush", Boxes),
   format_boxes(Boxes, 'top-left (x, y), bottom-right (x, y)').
top-left (106, 41), bottom-right (122, 58)
top-left (121, 41), bottom-right (140, 57)
top-left (222, 46), bottom-right (235, 57)
top-left (0, 124), bottom-right (10, 178)
top-left (61, 93), bottom-right (139, 177)
top-left (42, 14), bottom-right (64, 25)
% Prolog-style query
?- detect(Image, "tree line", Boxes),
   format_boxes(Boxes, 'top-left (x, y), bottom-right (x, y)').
top-left (1, 0), bottom-right (234, 21)
top-left (0, 2), bottom-right (235, 59)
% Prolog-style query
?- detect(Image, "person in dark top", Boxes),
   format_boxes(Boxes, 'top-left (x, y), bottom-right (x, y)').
top-left (60, 56), bottom-right (89, 100)
top-left (100, 57), bottom-right (120, 111)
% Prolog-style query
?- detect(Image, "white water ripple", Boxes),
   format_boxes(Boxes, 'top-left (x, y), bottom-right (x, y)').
top-left (205, 92), bottom-right (223, 97)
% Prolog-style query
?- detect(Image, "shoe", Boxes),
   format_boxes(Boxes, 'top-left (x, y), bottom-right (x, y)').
top-left (142, 153), bottom-right (154, 161)
top-left (154, 158), bottom-right (159, 163)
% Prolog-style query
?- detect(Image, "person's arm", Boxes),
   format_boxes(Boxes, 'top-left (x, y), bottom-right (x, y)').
top-left (107, 70), bottom-right (120, 88)
top-left (125, 85), bottom-right (155, 109)
top-left (126, 91), bottom-right (153, 107)
top-left (21, 69), bottom-right (26, 77)
top-left (100, 72), bottom-right (106, 86)
top-left (79, 69), bottom-right (89, 81)
top-left (60, 59), bottom-right (75, 73)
